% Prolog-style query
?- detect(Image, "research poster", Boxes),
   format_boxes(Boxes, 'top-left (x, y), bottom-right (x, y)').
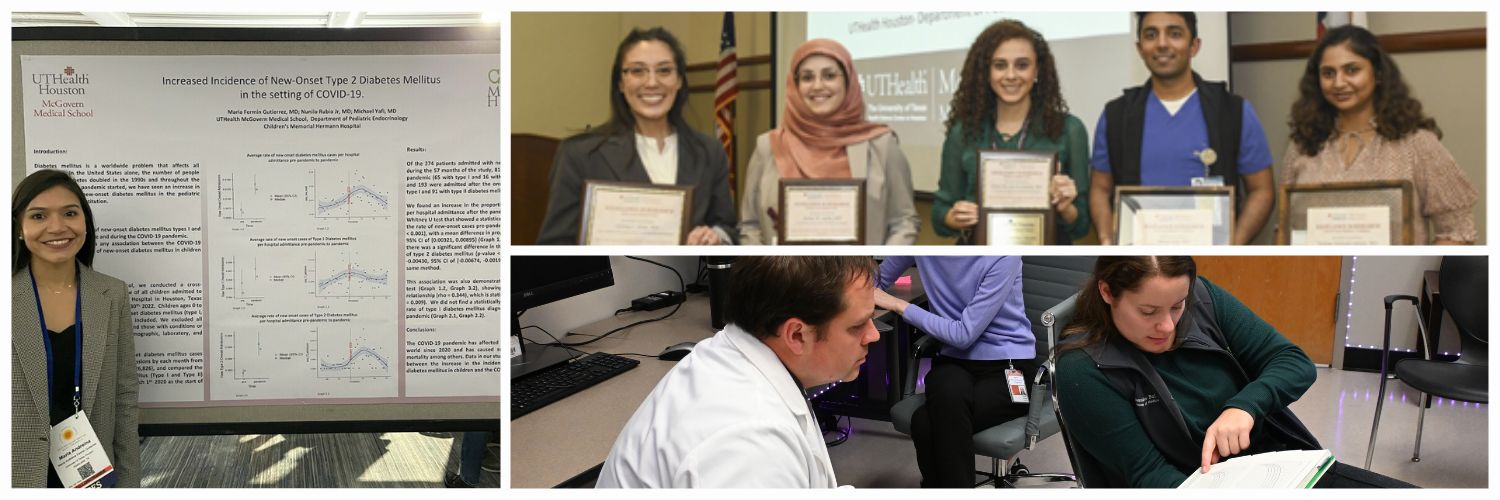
top-left (21, 55), bottom-right (502, 406)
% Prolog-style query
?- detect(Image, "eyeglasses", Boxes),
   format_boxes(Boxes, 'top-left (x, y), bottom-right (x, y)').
top-left (622, 65), bottom-right (678, 82)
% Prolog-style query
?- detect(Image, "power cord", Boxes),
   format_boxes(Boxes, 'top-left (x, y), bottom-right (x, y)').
top-left (823, 415), bottom-right (851, 447)
top-left (603, 352), bottom-right (658, 359)
top-left (550, 256), bottom-right (685, 348)
top-left (685, 257), bottom-right (710, 293)
top-left (519, 323), bottom-right (653, 358)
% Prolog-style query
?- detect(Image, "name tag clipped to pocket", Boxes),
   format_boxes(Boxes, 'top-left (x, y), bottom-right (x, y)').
top-left (1190, 176), bottom-right (1225, 187)
top-left (49, 411), bottom-right (115, 488)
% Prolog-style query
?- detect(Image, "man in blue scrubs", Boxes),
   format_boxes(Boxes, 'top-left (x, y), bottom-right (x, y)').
top-left (1088, 12), bottom-right (1274, 245)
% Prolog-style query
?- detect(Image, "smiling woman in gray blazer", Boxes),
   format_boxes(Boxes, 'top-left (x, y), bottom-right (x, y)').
top-left (12, 169), bottom-right (140, 488)
top-left (537, 27), bottom-right (737, 245)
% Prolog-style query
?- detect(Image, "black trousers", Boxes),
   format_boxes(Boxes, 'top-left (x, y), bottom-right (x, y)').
top-left (1312, 461), bottom-right (1418, 488)
top-left (910, 356), bottom-right (1037, 488)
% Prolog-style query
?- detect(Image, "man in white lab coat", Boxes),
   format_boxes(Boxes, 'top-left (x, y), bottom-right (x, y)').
top-left (597, 256), bottom-right (881, 488)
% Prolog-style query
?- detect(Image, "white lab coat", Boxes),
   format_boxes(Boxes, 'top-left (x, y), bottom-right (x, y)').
top-left (596, 324), bottom-right (838, 488)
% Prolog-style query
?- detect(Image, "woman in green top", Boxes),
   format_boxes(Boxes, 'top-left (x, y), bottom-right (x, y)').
top-left (1054, 256), bottom-right (1413, 488)
top-left (933, 19), bottom-right (1091, 244)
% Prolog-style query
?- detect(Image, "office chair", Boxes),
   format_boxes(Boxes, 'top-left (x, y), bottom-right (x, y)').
top-left (888, 256), bottom-right (1090, 487)
top-left (1042, 293), bottom-right (1119, 488)
top-left (1367, 256), bottom-right (1488, 469)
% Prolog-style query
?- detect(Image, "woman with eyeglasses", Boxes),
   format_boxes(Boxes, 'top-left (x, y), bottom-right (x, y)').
top-left (738, 39), bottom-right (919, 245)
top-left (12, 169), bottom-right (140, 487)
top-left (537, 27), bottom-right (737, 245)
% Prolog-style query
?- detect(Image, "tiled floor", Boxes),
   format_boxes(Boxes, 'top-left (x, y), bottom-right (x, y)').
top-left (139, 432), bottom-right (500, 488)
top-left (829, 367), bottom-right (1487, 488)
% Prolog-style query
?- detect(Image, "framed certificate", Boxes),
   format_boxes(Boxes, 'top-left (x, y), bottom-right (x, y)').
top-left (977, 209), bottom-right (1051, 246)
top-left (1114, 186), bottom-right (1235, 246)
top-left (778, 179), bottom-right (865, 245)
top-left (1277, 180), bottom-right (1412, 245)
top-left (579, 180), bottom-right (692, 245)
top-left (977, 150), bottom-right (1055, 210)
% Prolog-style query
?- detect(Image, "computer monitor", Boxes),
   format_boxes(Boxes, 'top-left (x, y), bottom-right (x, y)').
top-left (511, 256), bottom-right (614, 378)
top-left (512, 256), bottom-right (614, 310)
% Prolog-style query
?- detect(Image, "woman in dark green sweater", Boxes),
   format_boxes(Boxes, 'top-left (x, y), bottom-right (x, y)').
top-left (932, 19), bottom-right (1091, 245)
top-left (1054, 256), bottom-right (1413, 488)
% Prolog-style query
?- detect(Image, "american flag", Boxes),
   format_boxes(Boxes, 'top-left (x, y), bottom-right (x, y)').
top-left (715, 12), bottom-right (739, 195)
top-left (1317, 12), bottom-right (1367, 38)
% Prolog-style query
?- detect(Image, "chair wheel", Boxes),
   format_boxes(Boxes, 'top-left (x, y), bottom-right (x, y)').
top-left (1411, 458), bottom-right (1421, 463)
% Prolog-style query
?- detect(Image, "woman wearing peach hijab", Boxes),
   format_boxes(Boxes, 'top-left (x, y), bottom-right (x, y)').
top-left (738, 39), bottom-right (919, 245)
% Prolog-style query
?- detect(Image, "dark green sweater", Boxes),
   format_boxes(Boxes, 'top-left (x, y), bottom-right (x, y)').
top-left (1056, 278), bottom-right (1316, 487)
top-left (931, 115), bottom-right (1092, 241)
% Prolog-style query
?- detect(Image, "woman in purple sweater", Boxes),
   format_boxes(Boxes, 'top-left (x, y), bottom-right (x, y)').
top-left (875, 256), bottom-right (1034, 487)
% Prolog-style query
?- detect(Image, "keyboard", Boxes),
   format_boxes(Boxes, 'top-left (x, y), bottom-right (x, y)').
top-left (511, 352), bottom-right (639, 419)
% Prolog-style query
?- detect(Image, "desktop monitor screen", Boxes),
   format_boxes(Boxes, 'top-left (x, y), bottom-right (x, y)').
top-left (512, 256), bottom-right (614, 311)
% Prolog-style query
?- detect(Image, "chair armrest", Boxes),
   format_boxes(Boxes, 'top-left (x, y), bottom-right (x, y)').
top-left (1380, 295), bottom-right (1420, 376)
top-left (901, 335), bottom-right (942, 397)
top-left (912, 334), bottom-right (940, 357)
top-left (1024, 365), bottom-right (1051, 449)
top-left (1042, 294), bottom-right (1080, 365)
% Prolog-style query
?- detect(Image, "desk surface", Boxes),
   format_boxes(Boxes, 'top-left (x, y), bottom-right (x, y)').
top-left (511, 295), bottom-right (718, 488)
top-left (511, 271), bottom-right (924, 488)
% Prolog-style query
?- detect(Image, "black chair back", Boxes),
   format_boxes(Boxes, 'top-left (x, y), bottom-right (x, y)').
top-left (1439, 256), bottom-right (1488, 366)
top-left (1021, 256), bottom-right (1096, 358)
top-left (1041, 289), bottom-right (1122, 488)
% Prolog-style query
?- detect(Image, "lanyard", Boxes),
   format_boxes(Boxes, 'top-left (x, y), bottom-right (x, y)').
top-left (990, 116), bottom-right (1066, 179)
top-left (30, 266), bottom-right (84, 415)
top-left (990, 115), bottom-right (1031, 151)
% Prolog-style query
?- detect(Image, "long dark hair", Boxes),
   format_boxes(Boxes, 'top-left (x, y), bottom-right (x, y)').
top-left (1289, 25), bottom-right (1440, 156)
top-left (12, 169), bottom-right (97, 274)
top-left (945, 19), bottom-right (1069, 144)
top-left (1055, 256), bottom-right (1197, 355)
top-left (591, 27), bottom-right (693, 138)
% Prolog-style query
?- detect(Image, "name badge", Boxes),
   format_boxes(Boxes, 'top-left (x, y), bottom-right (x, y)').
top-left (1191, 176), bottom-right (1225, 187)
top-left (1005, 368), bottom-right (1029, 403)
top-left (49, 411), bottom-right (115, 488)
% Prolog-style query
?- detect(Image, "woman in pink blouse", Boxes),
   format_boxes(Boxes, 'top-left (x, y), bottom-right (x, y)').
top-left (1283, 25), bottom-right (1477, 244)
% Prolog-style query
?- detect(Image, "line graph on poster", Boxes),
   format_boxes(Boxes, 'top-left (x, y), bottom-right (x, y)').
top-left (212, 325), bottom-right (396, 400)
top-left (315, 326), bottom-right (394, 380)
top-left (306, 248), bottom-right (391, 299)
top-left (313, 168), bottom-right (391, 219)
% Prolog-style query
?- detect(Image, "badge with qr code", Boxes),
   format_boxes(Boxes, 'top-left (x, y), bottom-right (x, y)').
top-left (49, 411), bottom-right (115, 487)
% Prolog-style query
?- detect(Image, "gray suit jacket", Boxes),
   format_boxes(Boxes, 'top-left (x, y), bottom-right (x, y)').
top-left (12, 265), bottom-right (141, 488)
top-left (537, 127), bottom-right (738, 245)
top-left (738, 131), bottom-right (919, 245)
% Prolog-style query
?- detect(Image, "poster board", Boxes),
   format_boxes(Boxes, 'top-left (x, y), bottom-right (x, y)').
top-left (13, 27), bottom-right (501, 434)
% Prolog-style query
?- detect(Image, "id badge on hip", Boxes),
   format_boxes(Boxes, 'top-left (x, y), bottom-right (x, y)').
top-left (1005, 368), bottom-right (1030, 403)
top-left (49, 411), bottom-right (115, 488)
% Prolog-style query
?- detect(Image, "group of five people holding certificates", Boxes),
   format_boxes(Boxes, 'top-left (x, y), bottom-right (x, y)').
top-left (537, 12), bottom-right (1477, 246)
